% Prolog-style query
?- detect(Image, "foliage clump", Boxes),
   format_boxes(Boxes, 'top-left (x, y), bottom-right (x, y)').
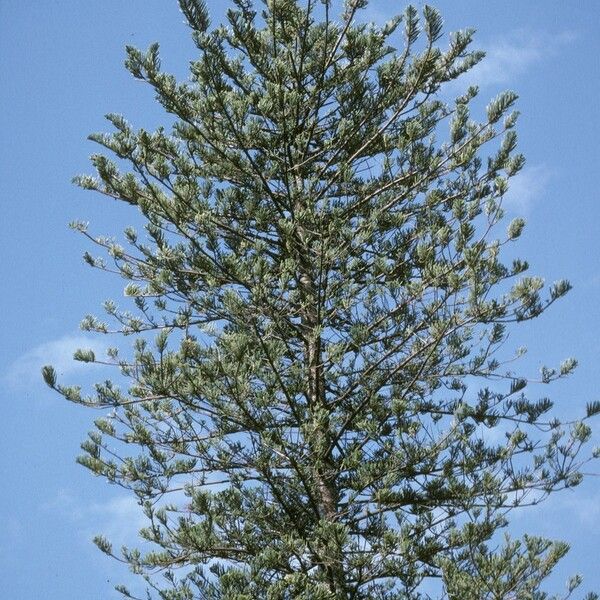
top-left (45, 1), bottom-right (598, 598)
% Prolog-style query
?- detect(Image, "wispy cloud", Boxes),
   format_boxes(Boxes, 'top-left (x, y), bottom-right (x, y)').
top-left (515, 487), bottom-right (600, 534)
top-left (87, 496), bottom-right (148, 549)
top-left (44, 490), bottom-right (147, 550)
top-left (42, 489), bottom-right (151, 592)
top-left (0, 516), bottom-right (25, 565)
top-left (4, 333), bottom-right (109, 389)
top-left (554, 490), bottom-right (600, 531)
top-left (460, 29), bottom-right (577, 89)
top-left (503, 164), bottom-right (552, 215)
top-left (359, 2), bottom-right (392, 26)
top-left (354, 3), bottom-right (577, 91)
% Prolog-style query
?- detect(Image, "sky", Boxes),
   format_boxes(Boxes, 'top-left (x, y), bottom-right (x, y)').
top-left (0, 1), bottom-right (599, 598)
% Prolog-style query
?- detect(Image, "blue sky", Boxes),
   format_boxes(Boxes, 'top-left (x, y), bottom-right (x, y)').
top-left (0, 1), bottom-right (599, 598)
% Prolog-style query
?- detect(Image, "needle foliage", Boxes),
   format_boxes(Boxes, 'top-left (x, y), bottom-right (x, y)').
top-left (44, 1), bottom-right (598, 598)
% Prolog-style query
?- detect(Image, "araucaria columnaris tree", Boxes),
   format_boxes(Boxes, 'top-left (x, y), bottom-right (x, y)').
top-left (44, 1), bottom-right (599, 598)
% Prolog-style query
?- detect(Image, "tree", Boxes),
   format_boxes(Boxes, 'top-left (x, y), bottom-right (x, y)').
top-left (43, 1), bottom-right (598, 598)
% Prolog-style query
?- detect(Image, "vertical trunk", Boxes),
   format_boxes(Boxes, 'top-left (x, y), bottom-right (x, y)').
top-left (292, 146), bottom-right (347, 591)
top-left (300, 260), bottom-right (347, 597)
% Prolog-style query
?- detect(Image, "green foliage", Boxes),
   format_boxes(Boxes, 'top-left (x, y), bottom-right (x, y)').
top-left (179, 0), bottom-right (210, 32)
top-left (46, 1), bottom-right (597, 598)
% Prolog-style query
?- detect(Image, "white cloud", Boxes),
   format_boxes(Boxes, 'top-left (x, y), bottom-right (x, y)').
top-left (44, 490), bottom-right (147, 550)
top-left (503, 164), bottom-right (552, 214)
top-left (86, 496), bottom-right (148, 549)
top-left (0, 516), bottom-right (25, 564)
top-left (45, 487), bottom-right (193, 551)
top-left (512, 487), bottom-right (600, 535)
top-left (5, 333), bottom-right (109, 389)
top-left (359, 2), bottom-right (392, 26)
top-left (42, 490), bottom-right (151, 593)
top-left (352, 5), bottom-right (577, 91)
top-left (545, 487), bottom-right (600, 531)
top-left (459, 29), bottom-right (577, 89)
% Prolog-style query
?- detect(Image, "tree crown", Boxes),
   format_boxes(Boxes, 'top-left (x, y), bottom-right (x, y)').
top-left (44, 1), bottom-right (598, 598)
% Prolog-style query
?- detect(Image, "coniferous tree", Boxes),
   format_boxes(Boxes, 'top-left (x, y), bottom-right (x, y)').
top-left (44, 1), bottom-right (599, 598)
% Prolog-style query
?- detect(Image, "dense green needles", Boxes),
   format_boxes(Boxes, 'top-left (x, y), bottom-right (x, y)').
top-left (44, 1), bottom-right (598, 598)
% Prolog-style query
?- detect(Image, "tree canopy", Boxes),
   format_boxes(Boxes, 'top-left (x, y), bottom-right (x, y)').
top-left (44, 1), bottom-right (598, 598)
